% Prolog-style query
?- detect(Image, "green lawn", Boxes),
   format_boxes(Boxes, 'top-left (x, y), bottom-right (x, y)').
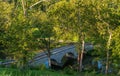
top-left (0, 68), bottom-right (118, 76)
top-left (0, 68), bottom-right (73, 76)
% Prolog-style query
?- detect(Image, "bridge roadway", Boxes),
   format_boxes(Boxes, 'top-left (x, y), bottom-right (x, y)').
top-left (29, 45), bottom-right (77, 66)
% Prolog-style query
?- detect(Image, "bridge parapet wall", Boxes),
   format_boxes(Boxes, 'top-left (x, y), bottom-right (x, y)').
top-left (30, 45), bottom-right (77, 66)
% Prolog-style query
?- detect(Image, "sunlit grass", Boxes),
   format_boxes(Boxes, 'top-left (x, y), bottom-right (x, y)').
top-left (0, 68), bottom-right (70, 76)
top-left (0, 68), bottom-right (119, 76)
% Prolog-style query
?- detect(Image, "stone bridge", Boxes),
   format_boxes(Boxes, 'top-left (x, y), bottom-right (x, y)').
top-left (29, 43), bottom-right (93, 66)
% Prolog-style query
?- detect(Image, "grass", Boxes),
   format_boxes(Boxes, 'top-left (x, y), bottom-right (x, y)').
top-left (0, 68), bottom-right (119, 76)
top-left (0, 68), bottom-right (72, 76)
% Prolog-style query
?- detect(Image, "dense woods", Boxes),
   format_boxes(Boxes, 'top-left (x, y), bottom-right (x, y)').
top-left (0, 0), bottom-right (120, 75)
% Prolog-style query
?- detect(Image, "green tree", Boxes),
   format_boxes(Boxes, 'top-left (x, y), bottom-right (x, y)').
top-left (112, 27), bottom-right (120, 73)
top-left (0, 1), bottom-right (13, 59)
top-left (32, 12), bottom-right (55, 68)
top-left (48, 0), bottom-right (97, 71)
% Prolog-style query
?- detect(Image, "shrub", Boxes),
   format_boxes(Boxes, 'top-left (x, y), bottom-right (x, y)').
top-left (63, 66), bottom-right (75, 75)
top-left (29, 64), bottom-right (47, 70)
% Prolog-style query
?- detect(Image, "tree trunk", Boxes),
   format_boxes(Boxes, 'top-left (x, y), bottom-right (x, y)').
top-left (77, 0), bottom-right (84, 72)
top-left (21, 0), bottom-right (27, 16)
top-left (47, 37), bottom-right (51, 68)
top-left (48, 53), bottom-right (51, 68)
top-left (77, 31), bottom-right (81, 71)
top-left (77, 52), bottom-right (81, 71)
top-left (22, 50), bottom-right (28, 69)
top-left (79, 33), bottom-right (85, 72)
top-left (105, 31), bottom-right (112, 74)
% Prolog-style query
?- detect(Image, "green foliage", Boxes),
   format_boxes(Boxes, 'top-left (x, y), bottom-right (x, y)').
top-left (63, 66), bottom-right (75, 75)
top-left (112, 26), bottom-right (120, 58)
top-left (30, 64), bottom-right (47, 70)
top-left (111, 26), bottom-right (120, 71)
top-left (0, 68), bottom-right (71, 76)
top-left (0, 68), bottom-right (119, 76)
top-left (0, 0), bottom-right (120, 74)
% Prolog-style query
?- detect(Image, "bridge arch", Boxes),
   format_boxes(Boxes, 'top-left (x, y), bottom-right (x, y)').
top-left (61, 52), bottom-right (76, 68)
top-left (65, 52), bottom-right (74, 57)
top-left (51, 59), bottom-right (58, 65)
top-left (50, 58), bottom-right (62, 70)
top-left (50, 45), bottom-right (77, 63)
